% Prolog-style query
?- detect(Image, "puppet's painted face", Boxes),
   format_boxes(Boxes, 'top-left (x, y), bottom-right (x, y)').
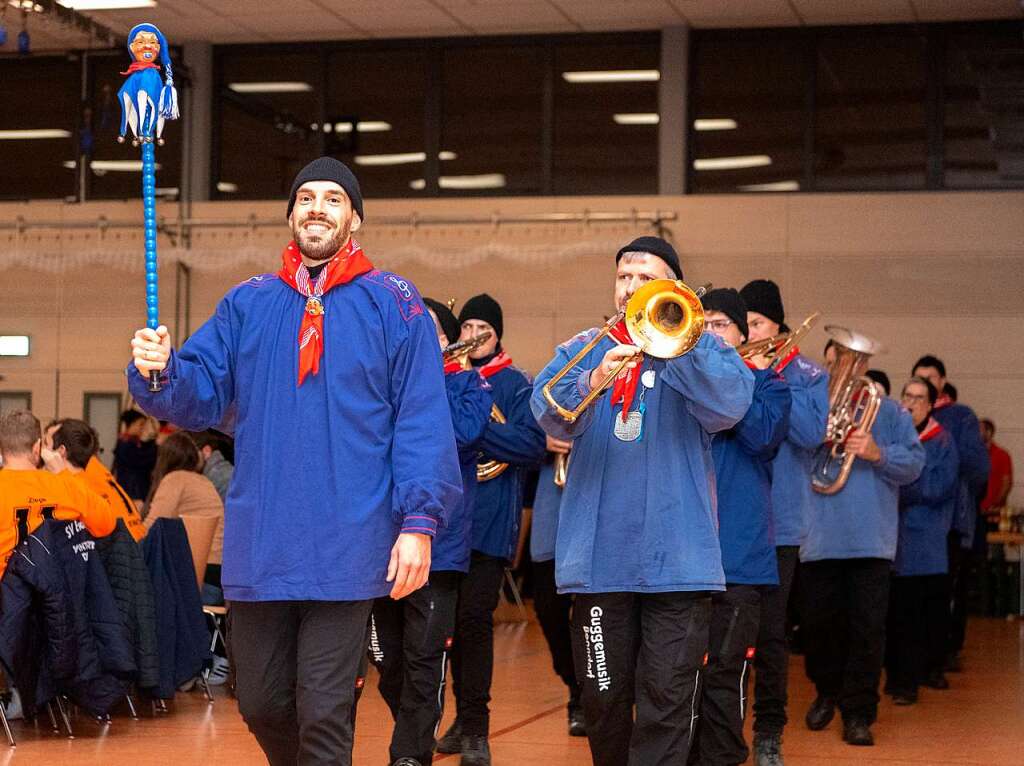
top-left (130, 31), bottom-right (160, 64)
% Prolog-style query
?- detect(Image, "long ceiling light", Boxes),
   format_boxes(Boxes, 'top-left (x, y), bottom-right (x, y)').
top-left (409, 174), bottom-right (507, 191)
top-left (0, 336), bottom-right (30, 357)
top-left (228, 82), bottom-right (312, 94)
top-left (695, 118), bottom-right (738, 131)
top-left (58, 1), bottom-right (156, 9)
top-left (0, 129), bottom-right (72, 140)
top-left (693, 155), bottom-right (772, 171)
top-left (563, 70), bottom-right (660, 83)
top-left (355, 151), bottom-right (456, 167)
top-left (614, 113), bottom-right (659, 125)
top-left (62, 160), bottom-right (160, 171)
top-left (217, 181), bottom-right (239, 193)
top-left (739, 180), bottom-right (799, 192)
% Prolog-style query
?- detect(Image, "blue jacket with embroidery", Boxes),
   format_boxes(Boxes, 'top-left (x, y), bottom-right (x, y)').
top-left (127, 267), bottom-right (463, 602)
top-left (471, 360), bottom-right (547, 560)
top-left (436, 368), bottom-right (493, 572)
top-left (712, 367), bottom-right (791, 585)
top-left (530, 458), bottom-right (562, 563)
top-left (770, 353), bottom-right (829, 546)
top-left (532, 331), bottom-right (754, 594)
top-left (932, 401), bottom-right (990, 548)
top-left (895, 425), bottom-right (959, 576)
top-left (801, 397), bottom-right (925, 562)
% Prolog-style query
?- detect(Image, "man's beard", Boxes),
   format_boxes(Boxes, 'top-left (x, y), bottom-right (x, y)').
top-left (293, 217), bottom-right (351, 262)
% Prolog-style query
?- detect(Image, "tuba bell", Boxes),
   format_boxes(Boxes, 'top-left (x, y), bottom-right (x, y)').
top-left (810, 325), bottom-right (885, 495)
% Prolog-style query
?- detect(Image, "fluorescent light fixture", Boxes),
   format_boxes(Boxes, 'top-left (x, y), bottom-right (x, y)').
top-left (0, 336), bottom-right (30, 357)
top-left (334, 121), bottom-right (392, 134)
top-left (0, 129), bottom-right (72, 140)
top-left (409, 174), bottom-right (507, 191)
top-left (614, 113), bottom-right (659, 125)
top-left (563, 70), bottom-right (660, 83)
top-left (739, 180), bottom-right (799, 192)
top-left (354, 151), bottom-right (456, 167)
top-left (58, 0), bottom-right (155, 8)
top-left (694, 118), bottom-right (738, 131)
top-left (693, 155), bottom-right (772, 171)
top-left (217, 181), bottom-right (238, 193)
top-left (228, 82), bottom-right (312, 94)
top-left (154, 187), bottom-right (179, 196)
top-left (62, 160), bottom-right (161, 171)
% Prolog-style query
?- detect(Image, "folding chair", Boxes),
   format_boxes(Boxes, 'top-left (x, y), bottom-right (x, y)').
top-left (180, 514), bottom-right (219, 703)
top-left (495, 507), bottom-right (532, 625)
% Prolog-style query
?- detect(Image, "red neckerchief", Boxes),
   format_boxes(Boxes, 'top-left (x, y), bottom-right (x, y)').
top-left (443, 360), bottom-right (464, 375)
top-left (608, 320), bottom-right (640, 422)
top-left (478, 351), bottom-right (513, 379)
top-left (919, 417), bottom-right (943, 442)
top-left (277, 238), bottom-right (374, 386)
top-left (121, 61), bottom-right (161, 76)
top-left (775, 346), bottom-right (800, 374)
top-left (933, 393), bottom-right (953, 411)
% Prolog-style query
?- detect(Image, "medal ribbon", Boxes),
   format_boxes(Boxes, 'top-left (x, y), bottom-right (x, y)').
top-left (277, 238), bottom-right (374, 386)
top-left (607, 320), bottom-right (641, 423)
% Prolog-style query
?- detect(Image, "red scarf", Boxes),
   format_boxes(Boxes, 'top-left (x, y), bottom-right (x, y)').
top-left (477, 351), bottom-right (514, 379)
top-left (775, 346), bottom-right (800, 374)
top-left (919, 417), bottom-right (943, 442)
top-left (121, 61), bottom-right (161, 76)
top-left (934, 393), bottom-right (953, 411)
top-left (443, 360), bottom-right (465, 375)
top-left (277, 238), bottom-right (374, 386)
top-left (608, 320), bottom-right (640, 422)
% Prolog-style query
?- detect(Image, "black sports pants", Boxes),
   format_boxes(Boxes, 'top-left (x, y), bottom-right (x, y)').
top-left (532, 558), bottom-right (579, 697)
top-left (885, 574), bottom-right (948, 695)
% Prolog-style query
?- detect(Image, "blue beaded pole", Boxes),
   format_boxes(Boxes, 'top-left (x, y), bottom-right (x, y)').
top-left (141, 140), bottom-right (161, 390)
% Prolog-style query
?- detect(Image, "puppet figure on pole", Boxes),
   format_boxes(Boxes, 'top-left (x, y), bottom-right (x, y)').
top-left (117, 23), bottom-right (179, 391)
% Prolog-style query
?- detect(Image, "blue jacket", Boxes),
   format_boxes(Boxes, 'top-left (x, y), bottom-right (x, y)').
top-left (472, 360), bottom-right (547, 560)
top-left (895, 423), bottom-right (959, 576)
top-left (128, 267), bottom-right (463, 602)
top-left (801, 397), bottom-right (925, 562)
top-left (932, 401), bottom-right (990, 549)
top-left (770, 353), bottom-right (829, 546)
top-left (712, 367), bottom-right (791, 585)
top-left (530, 458), bottom-right (562, 563)
top-left (435, 368), bottom-right (492, 572)
top-left (532, 331), bottom-right (754, 594)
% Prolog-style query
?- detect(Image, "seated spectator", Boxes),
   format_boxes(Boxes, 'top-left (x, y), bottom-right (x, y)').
top-left (49, 418), bottom-right (146, 542)
top-left (114, 410), bottom-right (159, 504)
top-left (190, 430), bottom-right (234, 503)
top-left (0, 409), bottom-right (116, 577)
top-left (980, 418), bottom-right (1013, 518)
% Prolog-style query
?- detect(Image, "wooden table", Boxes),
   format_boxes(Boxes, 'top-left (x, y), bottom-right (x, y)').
top-left (987, 531), bottom-right (1024, 616)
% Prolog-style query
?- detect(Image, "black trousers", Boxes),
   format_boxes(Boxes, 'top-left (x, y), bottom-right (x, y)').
top-left (532, 559), bottom-right (579, 698)
top-left (947, 532), bottom-right (969, 656)
top-left (691, 585), bottom-right (762, 766)
top-left (753, 545), bottom-right (799, 736)
top-left (370, 571), bottom-right (460, 765)
top-left (230, 599), bottom-right (373, 766)
top-left (800, 558), bottom-right (890, 724)
top-left (572, 590), bottom-right (711, 766)
top-left (885, 574), bottom-right (948, 695)
top-left (450, 551), bottom-right (506, 736)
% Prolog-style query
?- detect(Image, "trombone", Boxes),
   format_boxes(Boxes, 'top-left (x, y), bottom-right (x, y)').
top-left (542, 279), bottom-right (709, 423)
top-left (736, 312), bottom-right (821, 369)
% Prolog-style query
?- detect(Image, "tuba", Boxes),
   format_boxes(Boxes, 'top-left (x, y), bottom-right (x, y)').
top-left (737, 312), bottom-right (820, 369)
top-left (477, 404), bottom-right (509, 482)
top-left (810, 325), bottom-right (884, 495)
top-left (542, 279), bottom-right (709, 423)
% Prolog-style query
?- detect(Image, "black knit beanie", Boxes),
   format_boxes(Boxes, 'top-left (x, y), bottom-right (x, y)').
top-left (701, 288), bottom-right (749, 341)
top-left (458, 293), bottom-right (503, 340)
top-left (286, 156), bottom-right (364, 221)
top-left (740, 279), bottom-right (786, 331)
top-left (615, 236), bottom-right (683, 280)
top-left (423, 298), bottom-right (460, 345)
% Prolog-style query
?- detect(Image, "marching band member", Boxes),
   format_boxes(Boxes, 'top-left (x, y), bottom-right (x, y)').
top-left (691, 289), bottom-right (792, 766)
top-left (885, 377), bottom-right (959, 705)
top-left (531, 236), bottom-right (754, 766)
top-left (438, 294), bottom-right (547, 766)
top-left (740, 279), bottom-right (829, 766)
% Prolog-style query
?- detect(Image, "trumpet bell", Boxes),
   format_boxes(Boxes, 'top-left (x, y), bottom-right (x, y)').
top-left (625, 279), bottom-right (705, 359)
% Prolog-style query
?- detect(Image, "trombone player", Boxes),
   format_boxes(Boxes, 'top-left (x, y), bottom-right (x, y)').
top-left (530, 236), bottom-right (754, 766)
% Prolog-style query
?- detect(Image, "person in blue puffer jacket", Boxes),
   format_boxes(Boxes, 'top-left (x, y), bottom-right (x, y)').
top-left (691, 288), bottom-right (792, 766)
top-left (800, 342), bottom-right (925, 748)
top-left (885, 377), bottom-right (959, 706)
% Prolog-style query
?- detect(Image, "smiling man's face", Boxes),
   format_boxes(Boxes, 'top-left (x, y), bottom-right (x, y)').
top-left (288, 180), bottom-right (362, 264)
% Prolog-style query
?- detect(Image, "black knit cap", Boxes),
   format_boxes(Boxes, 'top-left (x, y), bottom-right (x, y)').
top-left (286, 156), bottom-right (364, 221)
top-left (423, 297), bottom-right (460, 345)
top-left (458, 293), bottom-right (503, 340)
top-left (615, 236), bottom-right (683, 280)
top-left (701, 288), bottom-right (749, 341)
top-left (740, 279), bottom-right (787, 332)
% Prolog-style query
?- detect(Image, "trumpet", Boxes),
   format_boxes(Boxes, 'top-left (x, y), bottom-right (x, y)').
top-left (477, 403), bottom-right (509, 482)
top-left (542, 279), bottom-right (709, 423)
top-left (736, 312), bottom-right (821, 369)
top-left (443, 331), bottom-right (492, 368)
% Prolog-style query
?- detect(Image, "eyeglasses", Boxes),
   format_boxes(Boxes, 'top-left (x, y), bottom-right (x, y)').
top-left (705, 319), bottom-right (734, 332)
top-left (901, 393), bottom-right (928, 404)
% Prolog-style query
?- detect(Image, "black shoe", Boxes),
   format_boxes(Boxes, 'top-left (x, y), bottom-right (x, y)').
top-left (923, 671), bottom-right (949, 690)
top-left (435, 722), bottom-right (462, 754)
top-left (805, 696), bottom-right (836, 731)
top-left (892, 692), bottom-right (918, 706)
top-left (460, 735), bottom-right (491, 766)
top-left (391, 760), bottom-right (422, 766)
top-left (842, 719), bottom-right (874, 746)
top-left (568, 704), bottom-right (587, 737)
top-left (753, 732), bottom-right (784, 766)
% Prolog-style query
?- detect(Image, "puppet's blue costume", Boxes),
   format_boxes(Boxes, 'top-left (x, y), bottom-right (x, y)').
top-left (117, 23), bottom-right (178, 143)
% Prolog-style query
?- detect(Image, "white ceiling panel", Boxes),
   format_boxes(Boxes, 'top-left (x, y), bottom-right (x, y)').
top-left (450, 3), bottom-right (580, 33)
top-left (793, 0), bottom-right (916, 25)
top-left (675, 0), bottom-right (802, 28)
top-left (909, 0), bottom-right (1024, 22)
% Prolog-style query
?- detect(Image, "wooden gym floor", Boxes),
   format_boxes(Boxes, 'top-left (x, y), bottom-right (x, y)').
top-left (4, 616), bottom-right (1022, 765)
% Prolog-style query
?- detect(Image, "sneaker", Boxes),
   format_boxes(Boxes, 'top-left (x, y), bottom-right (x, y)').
top-left (753, 733), bottom-right (784, 766)
top-left (435, 721), bottom-right (462, 754)
top-left (460, 735), bottom-right (491, 766)
top-left (842, 719), bottom-right (874, 746)
top-left (568, 703), bottom-right (587, 737)
top-left (805, 696), bottom-right (836, 731)
top-left (207, 655), bottom-right (231, 686)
